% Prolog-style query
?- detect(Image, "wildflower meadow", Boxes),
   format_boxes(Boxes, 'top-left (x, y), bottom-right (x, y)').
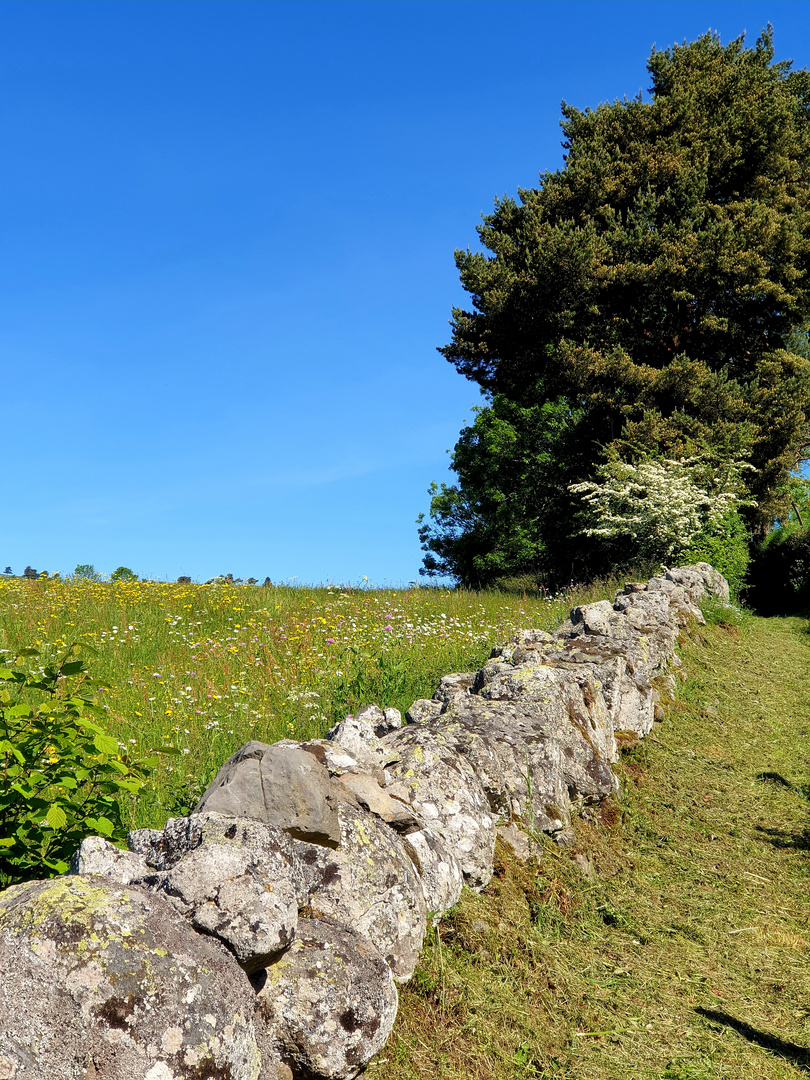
top-left (0, 575), bottom-right (619, 832)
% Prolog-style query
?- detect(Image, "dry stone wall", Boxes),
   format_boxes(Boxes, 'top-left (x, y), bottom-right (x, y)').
top-left (0, 563), bottom-right (729, 1080)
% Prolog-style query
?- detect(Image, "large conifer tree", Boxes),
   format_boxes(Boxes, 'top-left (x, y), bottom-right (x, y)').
top-left (424, 28), bottom-right (810, 585)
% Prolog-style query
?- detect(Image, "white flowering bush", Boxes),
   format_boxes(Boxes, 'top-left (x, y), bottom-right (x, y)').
top-left (570, 456), bottom-right (753, 564)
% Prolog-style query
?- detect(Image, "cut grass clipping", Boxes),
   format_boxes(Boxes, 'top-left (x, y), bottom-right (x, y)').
top-left (382, 610), bottom-right (810, 1079)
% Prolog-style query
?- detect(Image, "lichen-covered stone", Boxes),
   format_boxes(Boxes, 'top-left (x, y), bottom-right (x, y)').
top-left (432, 672), bottom-right (476, 708)
top-left (0, 876), bottom-right (273, 1080)
top-left (69, 835), bottom-right (150, 884)
top-left (381, 724), bottom-right (496, 890)
top-left (399, 827), bottom-right (464, 919)
top-left (325, 714), bottom-right (395, 771)
top-left (334, 771), bottom-right (421, 833)
top-left (666, 561), bottom-right (730, 602)
top-left (404, 698), bottom-right (443, 725)
top-left (255, 916), bottom-right (397, 1080)
top-left (292, 800), bottom-right (427, 981)
top-left (294, 739), bottom-right (387, 786)
top-left (432, 701), bottom-right (573, 834)
top-left (126, 812), bottom-right (299, 973)
top-left (150, 842), bottom-right (297, 974)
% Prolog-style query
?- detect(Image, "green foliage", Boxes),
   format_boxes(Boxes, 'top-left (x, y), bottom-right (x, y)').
top-left (428, 27), bottom-right (810, 582)
top-left (110, 566), bottom-right (137, 582)
top-left (73, 563), bottom-right (102, 582)
top-left (0, 645), bottom-right (166, 886)
top-left (681, 511), bottom-right (751, 599)
top-left (418, 395), bottom-right (601, 588)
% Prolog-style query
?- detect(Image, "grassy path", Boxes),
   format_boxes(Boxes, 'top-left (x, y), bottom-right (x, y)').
top-left (383, 614), bottom-right (810, 1079)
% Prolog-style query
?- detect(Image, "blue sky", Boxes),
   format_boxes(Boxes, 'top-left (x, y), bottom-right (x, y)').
top-left (2, 0), bottom-right (808, 584)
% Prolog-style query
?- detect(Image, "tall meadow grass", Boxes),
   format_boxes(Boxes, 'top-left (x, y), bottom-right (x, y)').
top-left (0, 576), bottom-right (620, 830)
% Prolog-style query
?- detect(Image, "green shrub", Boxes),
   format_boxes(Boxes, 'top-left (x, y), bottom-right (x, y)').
top-left (0, 645), bottom-right (167, 886)
top-left (680, 510), bottom-right (751, 599)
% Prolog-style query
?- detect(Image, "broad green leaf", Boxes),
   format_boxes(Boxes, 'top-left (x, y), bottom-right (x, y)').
top-left (60, 661), bottom-right (86, 676)
top-left (7, 704), bottom-right (32, 718)
top-left (45, 804), bottom-right (67, 829)
top-left (74, 722), bottom-right (104, 739)
top-left (0, 739), bottom-right (25, 764)
top-left (58, 775), bottom-right (78, 789)
top-left (114, 779), bottom-right (143, 793)
top-left (86, 816), bottom-right (114, 836)
top-left (93, 734), bottom-right (119, 756)
top-left (0, 837), bottom-right (16, 848)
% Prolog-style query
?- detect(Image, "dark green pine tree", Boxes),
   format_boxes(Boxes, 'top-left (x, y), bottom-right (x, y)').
top-left (424, 27), bottom-right (810, 585)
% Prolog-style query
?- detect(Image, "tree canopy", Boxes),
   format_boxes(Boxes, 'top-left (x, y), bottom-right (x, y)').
top-left (422, 28), bottom-right (810, 585)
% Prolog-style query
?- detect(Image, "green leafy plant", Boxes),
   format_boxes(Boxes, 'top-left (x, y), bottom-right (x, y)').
top-left (681, 509), bottom-right (751, 599)
top-left (0, 644), bottom-right (168, 886)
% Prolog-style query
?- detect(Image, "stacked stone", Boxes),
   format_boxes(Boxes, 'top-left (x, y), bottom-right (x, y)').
top-left (0, 563), bottom-right (728, 1080)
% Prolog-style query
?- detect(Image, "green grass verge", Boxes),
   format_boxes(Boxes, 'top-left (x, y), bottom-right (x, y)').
top-left (382, 613), bottom-right (810, 1079)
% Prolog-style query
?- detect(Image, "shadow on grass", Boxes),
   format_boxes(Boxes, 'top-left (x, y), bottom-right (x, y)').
top-left (753, 824), bottom-right (810, 852)
top-left (696, 1008), bottom-right (810, 1071)
top-left (757, 772), bottom-right (810, 801)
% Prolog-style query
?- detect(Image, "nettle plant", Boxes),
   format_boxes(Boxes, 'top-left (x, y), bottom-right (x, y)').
top-left (570, 455), bottom-right (753, 564)
top-left (0, 645), bottom-right (169, 886)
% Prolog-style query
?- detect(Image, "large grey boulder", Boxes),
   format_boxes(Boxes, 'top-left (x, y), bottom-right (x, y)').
top-left (194, 740), bottom-right (342, 846)
top-left (127, 812), bottom-right (299, 973)
top-left (381, 724), bottom-right (496, 890)
top-left (433, 701), bottom-right (573, 835)
top-left (0, 875), bottom-right (275, 1080)
top-left (255, 916), bottom-right (398, 1080)
top-left (292, 799), bottom-right (427, 981)
top-left (666, 561), bottom-right (730, 602)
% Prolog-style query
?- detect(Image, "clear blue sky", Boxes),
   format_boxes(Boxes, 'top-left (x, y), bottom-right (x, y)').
top-left (2, 0), bottom-right (808, 584)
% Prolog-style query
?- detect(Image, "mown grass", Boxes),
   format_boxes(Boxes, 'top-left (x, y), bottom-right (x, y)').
top-left (0, 575), bottom-right (620, 830)
top-left (382, 611), bottom-right (810, 1079)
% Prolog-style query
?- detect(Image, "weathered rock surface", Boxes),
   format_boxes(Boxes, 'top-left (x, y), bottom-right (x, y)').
top-left (127, 812), bottom-right (299, 973)
top-left (69, 835), bottom-right (151, 884)
top-left (432, 701), bottom-right (573, 835)
top-left (292, 799), bottom-right (427, 981)
top-left (404, 698), bottom-right (443, 725)
top-left (255, 916), bottom-right (398, 1080)
top-left (381, 724), bottom-right (496, 890)
top-left (432, 672), bottom-right (476, 708)
top-left (325, 714), bottom-right (394, 771)
top-left (0, 876), bottom-right (274, 1080)
top-left (194, 740), bottom-right (342, 846)
top-left (666, 561), bottom-right (730, 602)
top-left (334, 771), bottom-right (421, 832)
top-left (398, 827), bottom-right (464, 918)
